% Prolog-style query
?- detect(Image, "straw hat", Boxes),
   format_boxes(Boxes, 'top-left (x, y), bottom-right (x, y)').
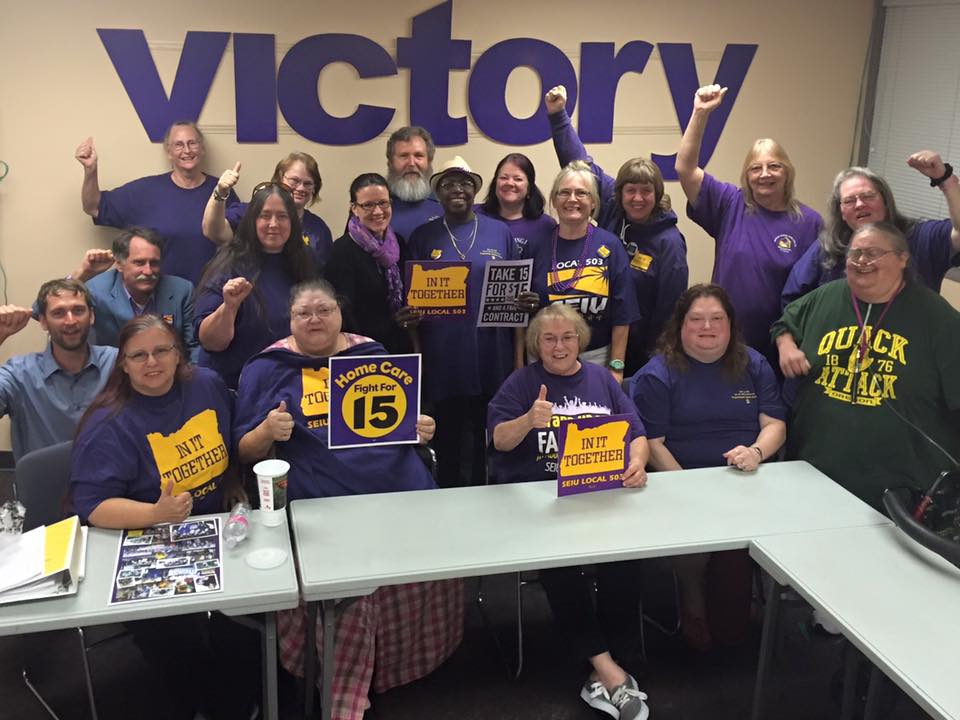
top-left (429, 155), bottom-right (483, 194)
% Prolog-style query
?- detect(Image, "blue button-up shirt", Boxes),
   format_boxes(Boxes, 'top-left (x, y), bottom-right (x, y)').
top-left (0, 343), bottom-right (117, 462)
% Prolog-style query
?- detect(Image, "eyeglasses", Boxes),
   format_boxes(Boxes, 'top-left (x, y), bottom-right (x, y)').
top-left (125, 345), bottom-right (177, 364)
top-left (292, 305), bottom-right (339, 321)
top-left (354, 200), bottom-right (391, 212)
top-left (540, 333), bottom-right (579, 347)
top-left (685, 314), bottom-right (728, 327)
top-left (251, 181), bottom-right (289, 201)
top-left (170, 140), bottom-right (201, 152)
top-left (439, 180), bottom-right (473, 192)
top-left (556, 188), bottom-right (591, 200)
top-left (846, 247), bottom-right (898, 263)
top-left (839, 191), bottom-right (880, 207)
top-left (282, 175), bottom-right (315, 191)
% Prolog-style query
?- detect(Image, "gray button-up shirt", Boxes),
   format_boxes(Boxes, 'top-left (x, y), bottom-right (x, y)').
top-left (0, 343), bottom-right (118, 461)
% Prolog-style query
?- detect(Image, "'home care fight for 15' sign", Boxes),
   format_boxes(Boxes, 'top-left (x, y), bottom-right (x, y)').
top-left (96, 1), bottom-right (757, 179)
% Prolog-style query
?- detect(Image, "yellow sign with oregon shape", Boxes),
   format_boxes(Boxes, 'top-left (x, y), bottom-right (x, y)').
top-left (559, 420), bottom-right (629, 477)
top-left (406, 264), bottom-right (470, 307)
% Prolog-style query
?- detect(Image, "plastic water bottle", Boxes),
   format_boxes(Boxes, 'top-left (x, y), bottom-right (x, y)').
top-left (222, 503), bottom-right (251, 549)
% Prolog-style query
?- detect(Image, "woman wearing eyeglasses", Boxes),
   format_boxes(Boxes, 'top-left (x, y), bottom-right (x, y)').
top-left (632, 284), bottom-right (785, 651)
top-left (325, 173), bottom-right (412, 353)
top-left (545, 86), bottom-right (688, 373)
top-left (675, 84), bottom-right (822, 361)
top-left (194, 183), bottom-right (318, 388)
top-left (526, 160), bottom-right (640, 385)
top-left (488, 303), bottom-right (651, 720)
top-left (71, 314), bottom-right (259, 720)
top-left (774, 222), bottom-right (960, 511)
top-left (782, 153), bottom-right (960, 307)
top-left (75, 122), bottom-right (237, 285)
top-left (202, 152), bottom-right (334, 273)
top-left (234, 279), bottom-right (462, 720)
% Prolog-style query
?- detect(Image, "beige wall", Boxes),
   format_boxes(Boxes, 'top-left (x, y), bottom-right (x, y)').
top-left (0, 0), bottom-right (881, 450)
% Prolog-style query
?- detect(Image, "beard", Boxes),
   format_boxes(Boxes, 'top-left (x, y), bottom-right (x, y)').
top-left (49, 324), bottom-right (90, 352)
top-left (388, 167), bottom-right (433, 203)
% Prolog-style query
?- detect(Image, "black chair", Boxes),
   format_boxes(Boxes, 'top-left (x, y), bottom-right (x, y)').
top-left (14, 440), bottom-right (107, 720)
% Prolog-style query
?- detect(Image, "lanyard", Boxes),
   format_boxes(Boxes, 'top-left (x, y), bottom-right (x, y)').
top-left (549, 224), bottom-right (594, 292)
top-left (849, 282), bottom-right (904, 401)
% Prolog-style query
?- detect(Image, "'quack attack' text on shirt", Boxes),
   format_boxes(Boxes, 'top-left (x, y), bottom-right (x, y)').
top-left (813, 324), bottom-right (907, 407)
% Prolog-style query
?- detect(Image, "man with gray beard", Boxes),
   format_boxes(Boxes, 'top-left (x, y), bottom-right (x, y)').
top-left (386, 126), bottom-right (443, 240)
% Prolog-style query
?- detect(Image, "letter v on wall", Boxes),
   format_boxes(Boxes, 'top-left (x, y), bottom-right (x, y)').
top-left (97, 29), bottom-right (229, 142)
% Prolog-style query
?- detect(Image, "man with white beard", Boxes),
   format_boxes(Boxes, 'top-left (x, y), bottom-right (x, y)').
top-left (386, 126), bottom-right (443, 240)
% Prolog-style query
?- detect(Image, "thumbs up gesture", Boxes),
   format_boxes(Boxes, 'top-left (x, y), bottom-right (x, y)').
top-left (265, 400), bottom-right (294, 442)
top-left (154, 479), bottom-right (193, 524)
top-left (527, 384), bottom-right (553, 429)
top-left (216, 161), bottom-right (242, 195)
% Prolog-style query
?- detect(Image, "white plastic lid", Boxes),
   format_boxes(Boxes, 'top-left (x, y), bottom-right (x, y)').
top-left (245, 547), bottom-right (288, 570)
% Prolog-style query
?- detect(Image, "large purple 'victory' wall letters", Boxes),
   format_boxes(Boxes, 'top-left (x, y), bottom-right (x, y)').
top-left (96, 1), bottom-right (756, 180)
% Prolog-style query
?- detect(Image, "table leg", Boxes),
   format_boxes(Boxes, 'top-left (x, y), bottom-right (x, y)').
top-left (750, 578), bottom-right (783, 720)
top-left (262, 612), bottom-right (278, 720)
top-left (321, 599), bottom-right (336, 720)
top-left (305, 602), bottom-right (317, 718)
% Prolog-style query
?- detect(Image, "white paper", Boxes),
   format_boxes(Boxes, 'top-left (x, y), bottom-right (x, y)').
top-left (0, 526), bottom-right (45, 593)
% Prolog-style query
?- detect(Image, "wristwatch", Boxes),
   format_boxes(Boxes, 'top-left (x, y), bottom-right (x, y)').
top-left (608, 359), bottom-right (625, 371)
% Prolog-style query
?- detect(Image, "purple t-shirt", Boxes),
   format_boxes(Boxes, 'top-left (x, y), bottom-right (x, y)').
top-left (71, 367), bottom-right (233, 524)
top-left (488, 360), bottom-right (645, 484)
top-left (225, 202), bottom-right (333, 275)
top-left (631, 348), bottom-right (785, 469)
top-left (781, 218), bottom-right (957, 308)
top-left (527, 226), bottom-right (640, 352)
top-left (408, 214), bottom-right (516, 402)
top-left (390, 195), bottom-right (442, 243)
top-left (96, 173), bottom-right (237, 285)
top-left (194, 253), bottom-right (296, 388)
top-left (475, 207), bottom-right (557, 258)
top-left (687, 173), bottom-right (821, 352)
top-left (234, 337), bottom-right (435, 500)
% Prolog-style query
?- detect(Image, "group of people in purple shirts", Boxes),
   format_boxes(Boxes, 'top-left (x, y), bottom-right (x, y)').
top-left (2, 80), bottom-right (960, 720)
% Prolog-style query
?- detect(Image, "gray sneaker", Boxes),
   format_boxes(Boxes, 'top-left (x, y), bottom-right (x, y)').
top-left (610, 675), bottom-right (650, 720)
top-left (580, 678), bottom-right (619, 719)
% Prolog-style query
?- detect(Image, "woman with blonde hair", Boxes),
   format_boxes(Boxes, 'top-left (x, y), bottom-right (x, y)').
top-left (545, 86), bottom-right (688, 372)
top-left (525, 160), bottom-right (639, 384)
top-left (675, 84), bottom-right (822, 359)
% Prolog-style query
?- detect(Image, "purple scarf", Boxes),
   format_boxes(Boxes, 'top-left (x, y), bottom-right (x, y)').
top-left (347, 216), bottom-right (404, 311)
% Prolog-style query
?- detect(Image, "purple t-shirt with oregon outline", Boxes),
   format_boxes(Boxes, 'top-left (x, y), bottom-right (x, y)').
top-left (487, 360), bottom-right (644, 484)
top-left (71, 367), bottom-right (233, 524)
top-left (687, 173), bottom-right (821, 353)
top-left (631, 348), bottom-right (785, 469)
top-left (526, 226), bottom-right (640, 352)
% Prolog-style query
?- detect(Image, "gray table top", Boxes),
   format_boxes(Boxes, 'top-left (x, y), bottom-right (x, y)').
top-left (750, 524), bottom-right (960, 720)
top-left (0, 511), bottom-right (299, 636)
top-left (290, 460), bottom-right (889, 601)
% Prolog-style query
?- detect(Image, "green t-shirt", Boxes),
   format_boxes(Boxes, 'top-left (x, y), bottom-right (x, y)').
top-left (773, 279), bottom-right (960, 510)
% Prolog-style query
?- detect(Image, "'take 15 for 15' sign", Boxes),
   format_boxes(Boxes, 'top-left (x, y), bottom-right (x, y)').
top-left (97, 1), bottom-right (756, 180)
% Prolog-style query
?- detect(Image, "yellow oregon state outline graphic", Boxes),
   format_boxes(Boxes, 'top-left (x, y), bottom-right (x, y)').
top-left (146, 409), bottom-right (228, 494)
top-left (301, 367), bottom-right (330, 418)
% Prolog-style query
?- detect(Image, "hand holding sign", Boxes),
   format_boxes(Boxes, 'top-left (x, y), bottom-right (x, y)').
top-left (154, 479), bottom-right (193, 524)
top-left (265, 401), bottom-right (294, 442)
top-left (528, 385), bottom-right (553, 429)
top-left (416, 414), bottom-right (436, 444)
